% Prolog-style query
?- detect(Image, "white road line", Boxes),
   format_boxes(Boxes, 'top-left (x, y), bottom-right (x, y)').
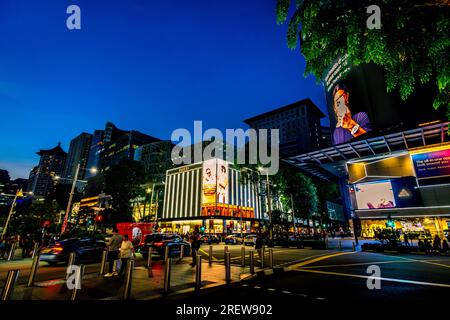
top-left (267, 288), bottom-right (276, 291)
top-left (253, 286), bottom-right (261, 289)
top-left (282, 290), bottom-right (291, 294)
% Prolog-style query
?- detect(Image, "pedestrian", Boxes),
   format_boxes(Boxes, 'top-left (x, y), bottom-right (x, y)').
top-left (418, 239), bottom-right (425, 252)
top-left (0, 236), bottom-right (6, 259)
top-left (255, 232), bottom-right (264, 262)
top-left (403, 233), bottom-right (409, 247)
top-left (189, 226), bottom-right (200, 267)
top-left (104, 228), bottom-right (123, 277)
top-left (118, 235), bottom-right (133, 277)
top-left (442, 239), bottom-right (449, 254)
top-left (433, 235), bottom-right (441, 253)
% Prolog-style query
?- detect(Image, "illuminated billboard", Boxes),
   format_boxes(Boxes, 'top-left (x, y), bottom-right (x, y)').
top-left (354, 181), bottom-right (396, 210)
top-left (411, 146), bottom-right (450, 180)
top-left (324, 57), bottom-right (445, 145)
top-left (216, 158), bottom-right (229, 204)
top-left (202, 159), bottom-right (217, 204)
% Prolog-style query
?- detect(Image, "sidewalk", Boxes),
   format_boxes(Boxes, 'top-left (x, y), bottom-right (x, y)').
top-left (10, 258), bottom-right (250, 300)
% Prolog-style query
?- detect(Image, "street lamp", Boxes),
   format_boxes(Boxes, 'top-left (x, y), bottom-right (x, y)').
top-left (60, 164), bottom-right (97, 235)
top-left (258, 166), bottom-right (273, 240)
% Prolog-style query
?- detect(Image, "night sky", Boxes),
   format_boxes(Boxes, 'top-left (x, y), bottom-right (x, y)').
top-left (0, 0), bottom-right (327, 179)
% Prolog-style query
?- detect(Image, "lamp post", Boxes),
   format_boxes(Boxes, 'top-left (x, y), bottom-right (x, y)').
top-left (60, 164), bottom-right (97, 235)
top-left (259, 167), bottom-right (272, 240)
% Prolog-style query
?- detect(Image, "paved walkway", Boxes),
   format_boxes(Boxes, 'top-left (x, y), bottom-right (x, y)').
top-left (10, 258), bottom-right (252, 300)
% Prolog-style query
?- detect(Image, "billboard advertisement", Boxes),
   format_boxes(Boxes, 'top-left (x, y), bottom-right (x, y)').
top-left (354, 181), bottom-right (396, 210)
top-left (202, 159), bottom-right (217, 204)
top-left (216, 159), bottom-right (229, 204)
top-left (324, 56), bottom-right (445, 145)
top-left (411, 146), bottom-right (450, 180)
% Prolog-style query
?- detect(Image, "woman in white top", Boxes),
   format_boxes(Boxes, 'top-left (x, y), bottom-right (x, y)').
top-left (118, 235), bottom-right (133, 277)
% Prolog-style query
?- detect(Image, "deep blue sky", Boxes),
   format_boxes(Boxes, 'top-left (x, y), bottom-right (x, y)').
top-left (0, 0), bottom-right (327, 179)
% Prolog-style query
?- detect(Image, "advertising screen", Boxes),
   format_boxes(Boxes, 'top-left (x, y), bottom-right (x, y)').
top-left (202, 159), bottom-right (217, 204)
top-left (324, 57), bottom-right (444, 145)
top-left (355, 181), bottom-right (396, 210)
top-left (216, 159), bottom-right (229, 204)
top-left (411, 146), bottom-right (450, 180)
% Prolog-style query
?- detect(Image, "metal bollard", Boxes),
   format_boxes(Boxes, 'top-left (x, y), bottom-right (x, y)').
top-left (223, 246), bottom-right (228, 262)
top-left (249, 250), bottom-right (255, 274)
top-left (325, 238), bottom-right (329, 249)
top-left (147, 247), bottom-right (153, 278)
top-left (352, 242), bottom-right (356, 251)
top-left (7, 242), bottom-right (17, 261)
top-left (195, 255), bottom-right (202, 289)
top-left (241, 246), bottom-right (245, 267)
top-left (338, 240), bottom-right (342, 250)
top-left (269, 248), bottom-right (274, 269)
top-left (31, 242), bottom-right (40, 259)
top-left (164, 246), bottom-right (170, 263)
top-left (209, 245), bottom-right (213, 265)
top-left (225, 252), bottom-right (231, 283)
top-left (163, 258), bottom-right (172, 294)
top-left (123, 259), bottom-right (135, 300)
top-left (69, 264), bottom-right (85, 301)
top-left (27, 254), bottom-right (40, 287)
top-left (1, 269), bottom-right (20, 300)
top-left (179, 245), bottom-right (184, 261)
top-left (99, 250), bottom-right (108, 275)
top-left (260, 247), bottom-right (264, 268)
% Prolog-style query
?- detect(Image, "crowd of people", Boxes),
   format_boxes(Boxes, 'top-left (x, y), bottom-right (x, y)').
top-left (417, 235), bottom-right (450, 254)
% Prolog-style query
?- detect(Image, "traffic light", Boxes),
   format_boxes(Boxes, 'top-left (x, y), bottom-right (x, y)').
top-left (200, 226), bottom-right (206, 233)
top-left (386, 219), bottom-right (395, 228)
top-left (96, 215), bottom-right (103, 222)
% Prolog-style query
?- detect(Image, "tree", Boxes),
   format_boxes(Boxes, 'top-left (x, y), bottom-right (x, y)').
top-left (46, 183), bottom-right (82, 212)
top-left (104, 159), bottom-right (147, 216)
top-left (276, 0), bottom-right (449, 115)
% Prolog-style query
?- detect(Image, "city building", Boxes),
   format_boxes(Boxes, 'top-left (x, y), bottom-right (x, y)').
top-left (26, 143), bottom-right (67, 197)
top-left (85, 130), bottom-right (104, 179)
top-left (134, 140), bottom-right (174, 183)
top-left (285, 59), bottom-right (449, 239)
top-left (244, 99), bottom-right (326, 157)
top-left (161, 158), bottom-right (265, 234)
top-left (62, 132), bottom-right (92, 190)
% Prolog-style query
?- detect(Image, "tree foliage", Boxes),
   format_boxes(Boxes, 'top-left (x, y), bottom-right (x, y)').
top-left (276, 0), bottom-right (450, 114)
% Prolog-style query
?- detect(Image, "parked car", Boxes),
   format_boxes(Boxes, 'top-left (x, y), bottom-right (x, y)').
top-left (224, 234), bottom-right (242, 245)
top-left (138, 233), bottom-right (191, 260)
top-left (244, 235), bottom-right (257, 246)
top-left (39, 238), bottom-right (106, 266)
top-left (199, 235), bottom-right (220, 244)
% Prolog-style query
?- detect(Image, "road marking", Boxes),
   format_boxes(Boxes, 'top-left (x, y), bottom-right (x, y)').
top-left (267, 288), bottom-right (276, 291)
top-left (298, 293), bottom-right (308, 297)
top-left (393, 255), bottom-right (450, 269)
top-left (242, 284), bottom-right (249, 287)
top-left (290, 251), bottom-right (357, 269)
top-left (253, 286), bottom-right (261, 289)
top-left (198, 249), bottom-right (218, 261)
top-left (282, 290), bottom-right (291, 294)
top-left (300, 259), bottom-right (415, 269)
top-left (316, 297), bottom-right (326, 300)
top-left (295, 268), bottom-right (450, 288)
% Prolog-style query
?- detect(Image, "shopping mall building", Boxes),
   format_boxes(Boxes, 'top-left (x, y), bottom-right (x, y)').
top-left (161, 158), bottom-right (265, 235)
top-left (285, 59), bottom-right (449, 240)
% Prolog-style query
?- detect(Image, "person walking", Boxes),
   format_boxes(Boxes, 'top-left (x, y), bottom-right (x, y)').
top-left (118, 235), bottom-right (133, 277)
top-left (105, 228), bottom-right (123, 277)
top-left (255, 232), bottom-right (264, 262)
top-left (433, 235), bottom-right (441, 253)
top-left (442, 239), bottom-right (449, 254)
top-left (189, 226), bottom-right (200, 267)
top-left (403, 233), bottom-right (410, 247)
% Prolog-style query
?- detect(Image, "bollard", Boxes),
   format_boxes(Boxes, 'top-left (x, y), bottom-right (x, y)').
top-left (269, 248), bottom-right (274, 269)
top-left (195, 255), bottom-right (202, 289)
top-left (225, 252), bottom-right (231, 283)
top-left (325, 238), bottom-right (329, 250)
top-left (7, 242), bottom-right (17, 261)
top-left (260, 247), bottom-right (264, 268)
top-left (164, 246), bottom-right (170, 263)
top-left (179, 245), bottom-right (184, 262)
top-left (208, 245), bottom-right (213, 265)
top-left (147, 247), bottom-right (153, 278)
top-left (69, 264), bottom-right (85, 301)
top-left (99, 250), bottom-right (108, 275)
top-left (241, 246), bottom-right (245, 267)
top-left (1, 269), bottom-right (20, 300)
top-left (352, 242), bottom-right (356, 251)
top-left (27, 254), bottom-right (40, 287)
top-left (163, 258), bottom-right (172, 294)
top-left (249, 250), bottom-right (255, 274)
top-left (223, 246), bottom-right (228, 262)
top-left (338, 240), bottom-right (342, 250)
top-left (31, 242), bottom-right (40, 259)
top-left (123, 259), bottom-right (135, 300)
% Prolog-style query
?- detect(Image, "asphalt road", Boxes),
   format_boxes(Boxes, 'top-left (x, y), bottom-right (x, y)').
top-left (172, 250), bottom-right (450, 307)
